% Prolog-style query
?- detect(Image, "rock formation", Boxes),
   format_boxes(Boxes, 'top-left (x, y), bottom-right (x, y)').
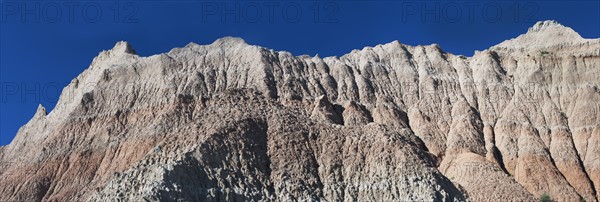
top-left (0, 20), bottom-right (598, 201)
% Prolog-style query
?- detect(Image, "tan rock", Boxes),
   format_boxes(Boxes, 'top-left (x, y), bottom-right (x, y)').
top-left (0, 20), bottom-right (598, 201)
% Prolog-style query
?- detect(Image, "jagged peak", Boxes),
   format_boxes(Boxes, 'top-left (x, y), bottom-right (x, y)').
top-left (34, 104), bottom-right (47, 119)
top-left (184, 42), bottom-right (199, 48)
top-left (527, 20), bottom-right (566, 33)
top-left (212, 37), bottom-right (247, 46)
top-left (177, 37), bottom-right (251, 53)
top-left (492, 20), bottom-right (587, 51)
top-left (110, 41), bottom-right (137, 55)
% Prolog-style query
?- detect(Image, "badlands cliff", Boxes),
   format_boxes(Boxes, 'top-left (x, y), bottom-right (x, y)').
top-left (0, 20), bottom-right (599, 201)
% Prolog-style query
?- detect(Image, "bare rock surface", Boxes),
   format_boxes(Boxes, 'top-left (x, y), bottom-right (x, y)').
top-left (1, 20), bottom-right (599, 202)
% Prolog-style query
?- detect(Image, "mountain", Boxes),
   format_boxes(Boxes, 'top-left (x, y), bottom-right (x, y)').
top-left (1, 20), bottom-right (599, 201)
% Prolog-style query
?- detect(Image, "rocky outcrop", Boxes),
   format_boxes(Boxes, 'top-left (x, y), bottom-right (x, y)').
top-left (342, 101), bottom-right (373, 126)
top-left (310, 95), bottom-right (343, 125)
top-left (0, 20), bottom-right (599, 202)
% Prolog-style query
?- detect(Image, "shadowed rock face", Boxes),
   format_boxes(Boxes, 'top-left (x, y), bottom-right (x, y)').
top-left (0, 20), bottom-right (599, 202)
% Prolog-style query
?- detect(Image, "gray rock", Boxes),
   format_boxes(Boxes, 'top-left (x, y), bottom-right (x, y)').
top-left (0, 20), bottom-right (598, 202)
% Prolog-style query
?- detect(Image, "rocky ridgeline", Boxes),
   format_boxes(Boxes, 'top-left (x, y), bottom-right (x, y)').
top-left (1, 20), bottom-right (599, 201)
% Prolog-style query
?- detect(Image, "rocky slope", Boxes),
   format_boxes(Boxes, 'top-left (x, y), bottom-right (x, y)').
top-left (0, 20), bottom-right (599, 202)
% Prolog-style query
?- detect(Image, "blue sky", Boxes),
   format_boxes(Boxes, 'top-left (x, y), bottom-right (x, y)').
top-left (1, 0), bottom-right (599, 145)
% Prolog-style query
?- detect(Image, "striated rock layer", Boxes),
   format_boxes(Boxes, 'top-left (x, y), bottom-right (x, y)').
top-left (1, 20), bottom-right (599, 201)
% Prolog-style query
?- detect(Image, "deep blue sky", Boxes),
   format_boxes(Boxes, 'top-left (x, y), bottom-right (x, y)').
top-left (1, 0), bottom-right (599, 145)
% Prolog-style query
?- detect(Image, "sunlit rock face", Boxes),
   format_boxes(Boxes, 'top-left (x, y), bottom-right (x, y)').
top-left (1, 20), bottom-right (599, 202)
